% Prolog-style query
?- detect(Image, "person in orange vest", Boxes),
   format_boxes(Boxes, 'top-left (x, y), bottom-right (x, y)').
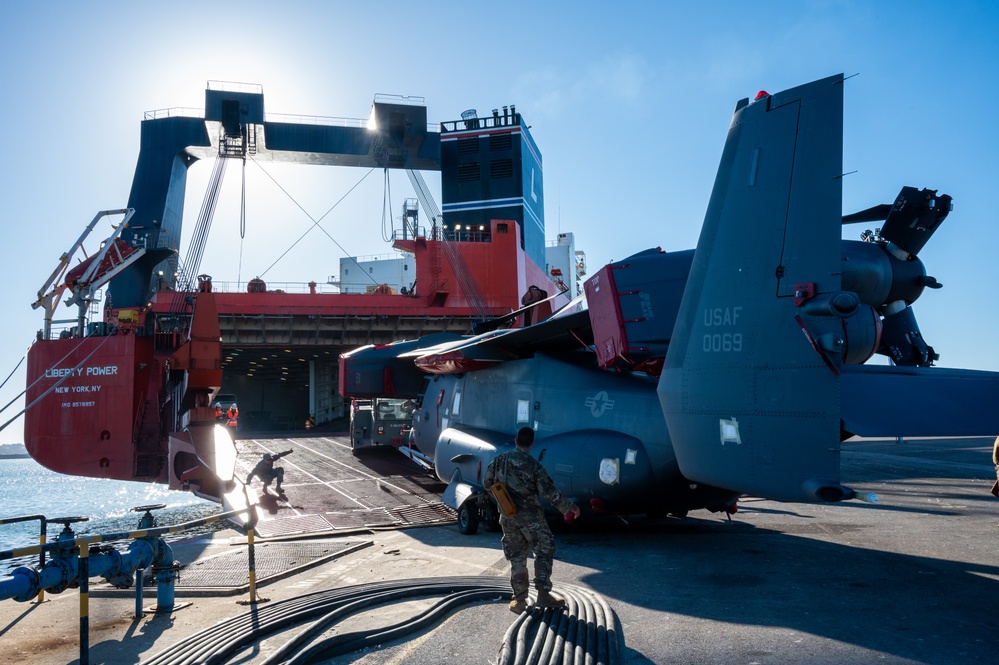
top-left (227, 403), bottom-right (239, 421)
top-left (305, 414), bottom-right (316, 430)
top-left (214, 403), bottom-right (223, 421)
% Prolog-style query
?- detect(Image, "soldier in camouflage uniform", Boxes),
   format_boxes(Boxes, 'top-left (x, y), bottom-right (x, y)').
top-left (484, 427), bottom-right (580, 614)
top-left (246, 449), bottom-right (293, 492)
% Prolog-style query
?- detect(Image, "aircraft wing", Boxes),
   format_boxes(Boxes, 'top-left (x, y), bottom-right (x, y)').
top-left (659, 75), bottom-right (849, 503)
top-left (841, 364), bottom-right (999, 437)
top-left (411, 308), bottom-right (594, 374)
top-left (339, 332), bottom-right (464, 398)
top-left (339, 309), bottom-right (594, 397)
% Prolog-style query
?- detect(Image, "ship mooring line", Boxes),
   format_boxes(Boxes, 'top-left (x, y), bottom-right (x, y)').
top-left (0, 334), bottom-right (114, 433)
top-left (3, 335), bottom-right (104, 418)
top-left (0, 353), bottom-right (24, 393)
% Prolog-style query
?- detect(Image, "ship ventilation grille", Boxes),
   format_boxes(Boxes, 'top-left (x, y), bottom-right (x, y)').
top-left (489, 133), bottom-right (512, 151)
top-left (457, 162), bottom-right (480, 182)
top-left (490, 159), bottom-right (513, 179)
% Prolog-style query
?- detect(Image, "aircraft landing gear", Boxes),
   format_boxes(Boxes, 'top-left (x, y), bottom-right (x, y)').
top-left (457, 499), bottom-right (480, 535)
top-left (479, 498), bottom-right (501, 532)
top-left (484, 514), bottom-right (501, 532)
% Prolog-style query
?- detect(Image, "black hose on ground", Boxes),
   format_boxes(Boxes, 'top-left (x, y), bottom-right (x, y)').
top-left (287, 588), bottom-right (500, 664)
top-left (143, 576), bottom-right (619, 665)
top-left (218, 580), bottom-right (510, 665)
top-left (494, 585), bottom-right (617, 665)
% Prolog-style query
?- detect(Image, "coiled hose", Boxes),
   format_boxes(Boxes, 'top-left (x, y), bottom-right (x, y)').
top-left (143, 576), bottom-right (619, 665)
top-left (498, 583), bottom-right (618, 665)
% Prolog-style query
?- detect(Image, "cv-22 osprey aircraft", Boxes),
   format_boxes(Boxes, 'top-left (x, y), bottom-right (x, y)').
top-left (339, 73), bottom-right (999, 533)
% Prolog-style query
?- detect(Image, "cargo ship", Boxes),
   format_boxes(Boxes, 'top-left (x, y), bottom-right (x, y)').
top-left (24, 82), bottom-right (583, 500)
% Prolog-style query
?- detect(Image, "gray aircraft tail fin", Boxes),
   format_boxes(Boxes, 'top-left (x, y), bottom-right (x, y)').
top-left (659, 75), bottom-right (851, 503)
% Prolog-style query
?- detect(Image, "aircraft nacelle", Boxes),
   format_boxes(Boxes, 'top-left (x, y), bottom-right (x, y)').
top-left (841, 240), bottom-right (931, 310)
top-left (433, 426), bottom-right (512, 492)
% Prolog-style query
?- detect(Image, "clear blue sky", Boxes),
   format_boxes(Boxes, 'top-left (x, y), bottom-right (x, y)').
top-left (2, 1), bottom-right (998, 444)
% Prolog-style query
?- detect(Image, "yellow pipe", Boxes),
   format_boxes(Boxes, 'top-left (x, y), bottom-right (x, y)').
top-left (36, 532), bottom-right (46, 603)
top-left (78, 537), bottom-right (91, 665)
top-left (247, 526), bottom-right (257, 603)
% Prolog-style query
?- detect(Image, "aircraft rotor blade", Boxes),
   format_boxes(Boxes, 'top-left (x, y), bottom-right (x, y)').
top-left (879, 305), bottom-right (937, 367)
top-left (878, 186), bottom-right (952, 258)
top-left (842, 203), bottom-right (893, 224)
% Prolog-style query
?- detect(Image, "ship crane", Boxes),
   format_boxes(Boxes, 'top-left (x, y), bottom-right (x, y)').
top-left (32, 209), bottom-right (145, 339)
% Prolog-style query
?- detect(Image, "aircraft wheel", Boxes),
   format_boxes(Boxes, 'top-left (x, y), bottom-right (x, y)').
top-left (457, 500), bottom-right (480, 535)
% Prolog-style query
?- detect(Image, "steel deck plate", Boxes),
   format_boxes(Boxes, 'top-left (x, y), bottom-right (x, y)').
top-left (173, 540), bottom-right (369, 590)
top-left (235, 436), bottom-right (454, 539)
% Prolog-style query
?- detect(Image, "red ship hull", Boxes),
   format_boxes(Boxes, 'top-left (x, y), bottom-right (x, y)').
top-left (25, 333), bottom-right (162, 482)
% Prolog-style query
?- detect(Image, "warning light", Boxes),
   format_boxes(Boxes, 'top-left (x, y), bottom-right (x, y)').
top-left (755, 90), bottom-right (770, 100)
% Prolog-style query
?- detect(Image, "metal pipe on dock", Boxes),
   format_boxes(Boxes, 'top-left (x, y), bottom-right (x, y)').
top-left (0, 507), bottom-right (240, 607)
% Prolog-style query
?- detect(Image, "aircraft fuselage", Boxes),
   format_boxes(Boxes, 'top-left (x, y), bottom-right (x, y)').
top-left (412, 354), bottom-right (740, 517)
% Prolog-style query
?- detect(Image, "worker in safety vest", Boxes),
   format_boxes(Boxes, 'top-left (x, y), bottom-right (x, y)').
top-left (225, 403), bottom-right (239, 429)
top-left (214, 403), bottom-right (223, 421)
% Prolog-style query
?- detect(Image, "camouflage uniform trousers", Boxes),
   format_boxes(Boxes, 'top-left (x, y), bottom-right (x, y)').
top-left (500, 510), bottom-right (556, 600)
top-left (257, 467), bottom-right (284, 486)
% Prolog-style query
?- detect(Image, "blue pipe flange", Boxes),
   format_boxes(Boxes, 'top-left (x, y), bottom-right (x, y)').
top-left (41, 556), bottom-right (77, 594)
top-left (153, 560), bottom-right (181, 582)
top-left (8, 566), bottom-right (41, 602)
top-left (124, 537), bottom-right (155, 570)
top-left (152, 540), bottom-right (174, 568)
top-left (100, 547), bottom-right (132, 588)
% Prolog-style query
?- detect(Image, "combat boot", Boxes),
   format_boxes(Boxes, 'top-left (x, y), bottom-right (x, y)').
top-left (535, 589), bottom-right (565, 608)
top-left (509, 597), bottom-right (528, 614)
